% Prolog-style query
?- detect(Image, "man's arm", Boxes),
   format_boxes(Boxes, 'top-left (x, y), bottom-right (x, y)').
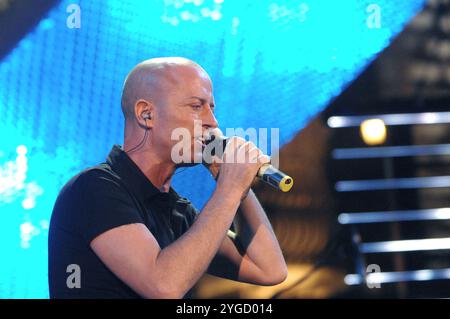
top-left (206, 189), bottom-right (288, 285)
top-left (91, 185), bottom-right (242, 299)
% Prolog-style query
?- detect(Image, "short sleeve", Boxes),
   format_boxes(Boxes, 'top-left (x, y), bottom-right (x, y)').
top-left (185, 202), bottom-right (199, 226)
top-left (78, 170), bottom-right (144, 244)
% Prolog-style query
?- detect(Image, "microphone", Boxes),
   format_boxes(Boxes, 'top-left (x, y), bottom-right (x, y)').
top-left (204, 129), bottom-right (294, 192)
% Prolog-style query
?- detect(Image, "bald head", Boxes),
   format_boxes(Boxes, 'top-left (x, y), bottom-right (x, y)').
top-left (121, 57), bottom-right (210, 123)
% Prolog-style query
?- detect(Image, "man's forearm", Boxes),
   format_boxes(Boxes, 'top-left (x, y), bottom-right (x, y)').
top-left (234, 189), bottom-right (287, 279)
top-left (153, 185), bottom-right (242, 297)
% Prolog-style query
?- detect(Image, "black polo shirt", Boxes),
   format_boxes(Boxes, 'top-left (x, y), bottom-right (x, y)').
top-left (48, 145), bottom-right (198, 298)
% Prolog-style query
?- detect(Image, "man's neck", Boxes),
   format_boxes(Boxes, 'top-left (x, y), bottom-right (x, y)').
top-left (123, 127), bottom-right (175, 192)
top-left (127, 150), bottom-right (175, 193)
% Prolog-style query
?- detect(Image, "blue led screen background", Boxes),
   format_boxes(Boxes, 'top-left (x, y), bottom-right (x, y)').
top-left (0, 0), bottom-right (425, 298)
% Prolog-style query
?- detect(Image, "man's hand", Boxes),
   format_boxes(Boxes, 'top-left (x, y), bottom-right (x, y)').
top-left (207, 137), bottom-right (270, 199)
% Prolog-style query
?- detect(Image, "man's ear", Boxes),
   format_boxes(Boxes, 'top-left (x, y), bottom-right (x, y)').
top-left (134, 99), bottom-right (154, 129)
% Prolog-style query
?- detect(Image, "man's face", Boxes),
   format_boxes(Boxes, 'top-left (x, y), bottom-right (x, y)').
top-left (151, 66), bottom-right (218, 165)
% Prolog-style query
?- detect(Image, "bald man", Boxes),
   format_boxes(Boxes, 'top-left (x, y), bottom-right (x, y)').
top-left (48, 57), bottom-right (287, 299)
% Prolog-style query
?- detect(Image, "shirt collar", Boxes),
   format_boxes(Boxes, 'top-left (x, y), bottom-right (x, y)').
top-left (106, 144), bottom-right (168, 201)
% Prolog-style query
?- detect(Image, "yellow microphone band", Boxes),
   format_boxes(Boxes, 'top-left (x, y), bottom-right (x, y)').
top-left (279, 175), bottom-right (294, 192)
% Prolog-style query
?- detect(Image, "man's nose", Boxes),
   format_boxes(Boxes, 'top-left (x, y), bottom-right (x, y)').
top-left (203, 106), bottom-right (218, 128)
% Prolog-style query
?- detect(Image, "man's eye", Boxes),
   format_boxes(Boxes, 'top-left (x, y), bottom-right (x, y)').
top-left (191, 104), bottom-right (202, 110)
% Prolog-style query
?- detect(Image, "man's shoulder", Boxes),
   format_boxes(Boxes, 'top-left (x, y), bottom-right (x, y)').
top-left (77, 163), bottom-right (118, 184)
top-left (57, 163), bottom-right (120, 199)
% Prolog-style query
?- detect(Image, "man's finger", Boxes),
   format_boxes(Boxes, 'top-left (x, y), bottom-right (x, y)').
top-left (236, 141), bottom-right (256, 163)
top-left (257, 154), bottom-right (271, 165)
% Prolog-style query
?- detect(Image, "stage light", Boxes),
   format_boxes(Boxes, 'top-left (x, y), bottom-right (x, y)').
top-left (360, 118), bottom-right (387, 145)
top-left (21, 198), bottom-right (35, 210)
top-left (16, 145), bottom-right (27, 155)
